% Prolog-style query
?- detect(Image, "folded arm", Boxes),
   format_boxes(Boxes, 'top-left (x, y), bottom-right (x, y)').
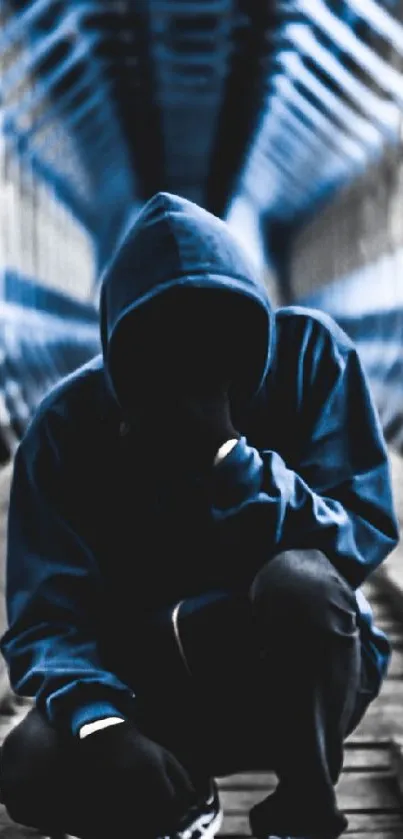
top-left (208, 320), bottom-right (399, 589)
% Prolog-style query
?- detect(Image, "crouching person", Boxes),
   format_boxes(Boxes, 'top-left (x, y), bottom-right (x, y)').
top-left (0, 193), bottom-right (399, 839)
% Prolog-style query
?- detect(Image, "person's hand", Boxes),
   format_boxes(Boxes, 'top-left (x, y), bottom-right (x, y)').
top-left (78, 720), bottom-right (197, 835)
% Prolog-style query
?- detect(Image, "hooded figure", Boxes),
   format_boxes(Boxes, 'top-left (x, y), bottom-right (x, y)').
top-left (0, 193), bottom-right (399, 839)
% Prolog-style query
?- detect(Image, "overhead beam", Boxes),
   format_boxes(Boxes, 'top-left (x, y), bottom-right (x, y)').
top-left (298, 0), bottom-right (403, 108)
top-left (277, 51), bottom-right (382, 151)
top-left (286, 24), bottom-right (400, 139)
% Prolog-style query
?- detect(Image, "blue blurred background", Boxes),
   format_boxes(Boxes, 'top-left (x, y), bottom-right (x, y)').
top-left (0, 0), bottom-right (403, 459)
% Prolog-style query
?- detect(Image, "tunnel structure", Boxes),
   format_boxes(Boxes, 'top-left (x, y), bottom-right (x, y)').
top-left (1, 4), bottom-right (403, 837)
top-left (0, 0), bottom-right (403, 456)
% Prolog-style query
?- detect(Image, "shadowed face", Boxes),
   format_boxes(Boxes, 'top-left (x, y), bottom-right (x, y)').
top-left (110, 287), bottom-right (243, 413)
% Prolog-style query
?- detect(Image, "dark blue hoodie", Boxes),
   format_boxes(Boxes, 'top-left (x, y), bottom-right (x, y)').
top-left (0, 193), bottom-right (399, 737)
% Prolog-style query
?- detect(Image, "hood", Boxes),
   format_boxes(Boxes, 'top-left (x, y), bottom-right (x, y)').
top-left (99, 191), bottom-right (275, 411)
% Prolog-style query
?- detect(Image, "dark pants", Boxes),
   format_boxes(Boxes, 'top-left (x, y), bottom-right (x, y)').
top-left (0, 550), bottom-right (380, 839)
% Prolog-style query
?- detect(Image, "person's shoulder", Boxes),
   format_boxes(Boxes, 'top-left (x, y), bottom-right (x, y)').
top-left (36, 353), bottom-right (104, 415)
top-left (23, 355), bottom-right (106, 444)
top-left (275, 305), bottom-right (354, 354)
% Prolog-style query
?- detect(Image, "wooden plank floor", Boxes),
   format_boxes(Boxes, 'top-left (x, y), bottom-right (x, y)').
top-left (0, 578), bottom-right (402, 838)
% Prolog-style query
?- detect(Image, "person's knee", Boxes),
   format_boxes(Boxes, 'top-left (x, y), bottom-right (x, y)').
top-left (250, 548), bottom-right (357, 637)
top-left (0, 707), bottom-right (60, 816)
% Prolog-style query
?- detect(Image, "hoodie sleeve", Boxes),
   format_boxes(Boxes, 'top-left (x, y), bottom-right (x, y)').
top-left (209, 316), bottom-right (399, 590)
top-left (0, 406), bottom-right (137, 736)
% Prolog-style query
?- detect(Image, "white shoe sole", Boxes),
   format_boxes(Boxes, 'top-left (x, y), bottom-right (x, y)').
top-left (205, 805), bottom-right (223, 839)
top-left (178, 802), bottom-right (224, 839)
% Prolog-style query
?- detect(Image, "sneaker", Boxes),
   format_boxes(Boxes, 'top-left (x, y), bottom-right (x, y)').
top-left (170, 779), bottom-right (223, 839)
